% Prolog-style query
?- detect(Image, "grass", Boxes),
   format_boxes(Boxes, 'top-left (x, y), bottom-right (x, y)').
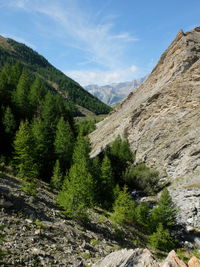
top-left (184, 183), bottom-right (200, 189)
top-left (21, 180), bottom-right (37, 196)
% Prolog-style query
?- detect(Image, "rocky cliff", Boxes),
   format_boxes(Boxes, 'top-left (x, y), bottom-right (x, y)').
top-left (90, 27), bottom-right (200, 230)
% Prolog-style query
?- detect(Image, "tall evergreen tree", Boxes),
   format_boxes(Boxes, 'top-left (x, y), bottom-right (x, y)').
top-left (13, 120), bottom-right (38, 179)
top-left (50, 160), bottom-right (63, 190)
top-left (108, 136), bottom-right (133, 184)
top-left (99, 155), bottom-right (114, 209)
top-left (57, 135), bottom-right (94, 219)
top-left (57, 161), bottom-right (94, 219)
top-left (29, 76), bottom-right (46, 114)
top-left (72, 135), bottom-right (90, 167)
top-left (150, 188), bottom-right (177, 231)
top-left (54, 117), bottom-right (74, 170)
top-left (2, 106), bottom-right (16, 134)
top-left (31, 117), bottom-right (46, 177)
top-left (111, 186), bottom-right (136, 225)
top-left (12, 70), bottom-right (31, 116)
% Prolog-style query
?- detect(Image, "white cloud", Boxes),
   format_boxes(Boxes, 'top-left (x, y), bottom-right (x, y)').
top-left (65, 66), bottom-right (138, 86)
top-left (6, 0), bottom-right (138, 69)
top-left (130, 65), bottom-right (138, 72)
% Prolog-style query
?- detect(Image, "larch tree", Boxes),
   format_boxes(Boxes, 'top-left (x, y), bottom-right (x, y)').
top-left (13, 120), bottom-right (38, 179)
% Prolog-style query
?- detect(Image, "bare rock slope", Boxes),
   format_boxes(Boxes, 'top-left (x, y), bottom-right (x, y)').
top-left (90, 27), bottom-right (200, 229)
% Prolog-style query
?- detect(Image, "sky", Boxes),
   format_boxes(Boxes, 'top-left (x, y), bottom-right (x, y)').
top-left (0, 0), bottom-right (199, 86)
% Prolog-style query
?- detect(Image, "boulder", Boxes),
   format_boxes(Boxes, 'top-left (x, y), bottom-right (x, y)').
top-left (93, 248), bottom-right (160, 267)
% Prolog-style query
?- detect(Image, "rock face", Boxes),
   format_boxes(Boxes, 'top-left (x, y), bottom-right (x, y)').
top-left (93, 248), bottom-right (160, 267)
top-left (94, 248), bottom-right (199, 267)
top-left (89, 27), bottom-right (200, 228)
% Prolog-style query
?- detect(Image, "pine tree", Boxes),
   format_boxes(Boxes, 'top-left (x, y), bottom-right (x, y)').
top-left (108, 136), bottom-right (133, 184)
top-left (29, 76), bottom-right (46, 113)
top-left (50, 160), bottom-right (63, 189)
top-left (72, 135), bottom-right (90, 167)
top-left (135, 202), bottom-right (150, 231)
top-left (57, 136), bottom-right (94, 219)
top-left (12, 70), bottom-right (31, 117)
top-left (99, 155), bottom-right (114, 209)
top-left (54, 117), bottom-right (74, 170)
top-left (57, 161), bottom-right (94, 219)
top-left (13, 120), bottom-right (38, 179)
top-left (149, 223), bottom-right (175, 252)
top-left (111, 186), bottom-right (136, 225)
top-left (2, 106), bottom-right (16, 134)
top-left (150, 188), bottom-right (177, 231)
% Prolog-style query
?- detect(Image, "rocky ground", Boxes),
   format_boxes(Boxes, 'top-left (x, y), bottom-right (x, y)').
top-left (0, 169), bottom-right (143, 266)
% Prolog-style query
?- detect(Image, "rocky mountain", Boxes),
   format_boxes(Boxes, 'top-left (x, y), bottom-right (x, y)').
top-left (0, 35), bottom-right (111, 115)
top-left (90, 27), bottom-right (200, 230)
top-left (85, 78), bottom-right (146, 106)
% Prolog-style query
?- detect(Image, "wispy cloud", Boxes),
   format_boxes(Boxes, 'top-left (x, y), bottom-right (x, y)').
top-left (65, 65), bottom-right (138, 86)
top-left (5, 0), bottom-right (138, 70)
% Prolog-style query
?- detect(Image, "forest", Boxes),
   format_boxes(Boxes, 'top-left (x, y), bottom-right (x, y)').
top-left (0, 61), bottom-right (178, 253)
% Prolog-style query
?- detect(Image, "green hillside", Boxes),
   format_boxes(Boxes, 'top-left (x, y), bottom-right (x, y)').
top-left (0, 36), bottom-right (111, 115)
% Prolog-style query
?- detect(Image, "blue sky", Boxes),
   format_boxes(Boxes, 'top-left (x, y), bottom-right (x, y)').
top-left (0, 0), bottom-right (199, 86)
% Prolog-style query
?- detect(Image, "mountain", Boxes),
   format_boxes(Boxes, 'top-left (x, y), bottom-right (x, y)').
top-left (0, 35), bottom-right (111, 115)
top-left (85, 78), bottom-right (146, 106)
top-left (90, 27), bottom-right (200, 229)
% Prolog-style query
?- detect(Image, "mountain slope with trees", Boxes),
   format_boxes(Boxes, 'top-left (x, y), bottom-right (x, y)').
top-left (0, 35), bottom-right (111, 115)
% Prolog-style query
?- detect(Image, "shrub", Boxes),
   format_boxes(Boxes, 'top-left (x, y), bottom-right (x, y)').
top-left (21, 180), bottom-right (37, 196)
top-left (123, 163), bottom-right (159, 195)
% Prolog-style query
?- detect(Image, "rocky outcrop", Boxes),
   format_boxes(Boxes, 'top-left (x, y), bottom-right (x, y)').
top-left (89, 27), bottom-right (200, 228)
top-left (93, 248), bottom-right (159, 267)
top-left (162, 250), bottom-right (187, 267)
top-left (93, 249), bottom-right (199, 267)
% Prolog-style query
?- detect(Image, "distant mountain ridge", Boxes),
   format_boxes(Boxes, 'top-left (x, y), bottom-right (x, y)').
top-left (0, 35), bottom-right (111, 115)
top-left (85, 77), bottom-right (146, 105)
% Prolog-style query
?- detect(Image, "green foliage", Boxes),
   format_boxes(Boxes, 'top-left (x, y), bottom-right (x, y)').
top-left (107, 136), bottom-right (133, 184)
top-left (150, 188), bottom-right (177, 231)
top-left (57, 136), bottom-right (94, 220)
top-left (57, 162), bottom-right (94, 220)
top-left (50, 160), bottom-right (63, 190)
top-left (98, 155), bottom-right (114, 209)
top-left (77, 119), bottom-right (96, 136)
top-left (2, 106), bottom-right (16, 134)
top-left (28, 76), bottom-right (46, 113)
top-left (54, 117), bottom-right (74, 170)
top-left (21, 180), bottom-right (37, 196)
top-left (149, 223), bottom-right (175, 252)
top-left (12, 70), bottom-right (31, 116)
top-left (13, 120), bottom-right (38, 179)
top-left (111, 186), bottom-right (136, 225)
top-left (2, 38), bottom-right (112, 115)
top-left (72, 135), bottom-right (90, 166)
top-left (135, 202), bottom-right (150, 232)
top-left (123, 163), bottom-right (159, 195)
